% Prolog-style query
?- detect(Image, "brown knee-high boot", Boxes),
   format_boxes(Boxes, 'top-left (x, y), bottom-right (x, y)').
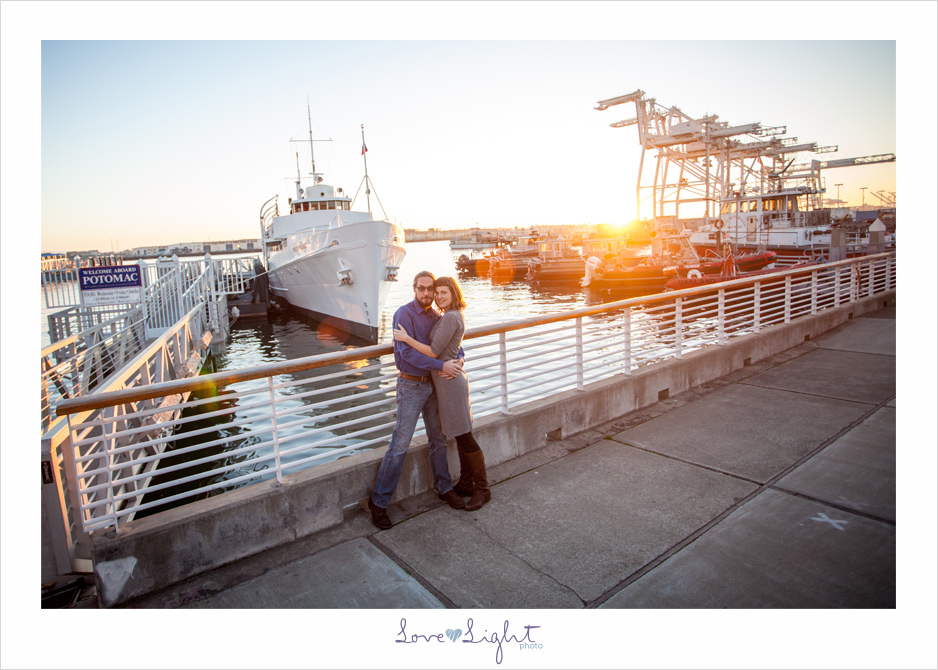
top-left (464, 450), bottom-right (491, 511)
top-left (453, 446), bottom-right (475, 497)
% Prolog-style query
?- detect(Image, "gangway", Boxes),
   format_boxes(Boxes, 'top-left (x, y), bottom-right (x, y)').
top-left (40, 254), bottom-right (256, 579)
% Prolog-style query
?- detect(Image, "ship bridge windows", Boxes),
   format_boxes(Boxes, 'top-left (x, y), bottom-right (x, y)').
top-left (292, 200), bottom-right (352, 214)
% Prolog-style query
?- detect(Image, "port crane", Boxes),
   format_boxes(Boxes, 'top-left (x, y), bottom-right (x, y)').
top-left (596, 89), bottom-right (895, 222)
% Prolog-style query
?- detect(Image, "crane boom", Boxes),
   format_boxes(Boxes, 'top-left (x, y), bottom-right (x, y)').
top-left (819, 154), bottom-right (896, 169)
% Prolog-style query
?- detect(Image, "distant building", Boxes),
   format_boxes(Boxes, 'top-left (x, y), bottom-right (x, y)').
top-left (129, 239), bottom-right (261, 257)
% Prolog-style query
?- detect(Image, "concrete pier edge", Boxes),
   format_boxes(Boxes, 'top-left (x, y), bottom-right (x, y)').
top-left (92, 292), bottom-right (894, 607)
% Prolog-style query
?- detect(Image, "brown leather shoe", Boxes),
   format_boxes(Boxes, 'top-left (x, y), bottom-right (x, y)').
top-left (438, 489), bottom-right (466, 509)
top-left (368, 498), bottom-right (392, 529)
top-left (464, 451), bottom-right (491, 511)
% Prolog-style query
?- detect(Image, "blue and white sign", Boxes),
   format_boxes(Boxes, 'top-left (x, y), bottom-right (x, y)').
top-left (78, 265), bottom-right (143, 307)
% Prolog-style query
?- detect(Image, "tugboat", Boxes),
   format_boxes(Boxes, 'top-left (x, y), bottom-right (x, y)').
top-left (259, 110), bottom-right (406, 343)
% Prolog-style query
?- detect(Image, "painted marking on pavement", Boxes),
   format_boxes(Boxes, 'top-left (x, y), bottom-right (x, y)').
top-left (811, 512), bottom-right (849, 531)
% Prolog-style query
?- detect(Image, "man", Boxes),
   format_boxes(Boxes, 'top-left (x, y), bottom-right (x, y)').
top-left (368, 271), bottom-right (465, 529)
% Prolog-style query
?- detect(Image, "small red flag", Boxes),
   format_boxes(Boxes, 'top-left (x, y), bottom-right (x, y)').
top-left (361, 143), bottom-right (368, 155)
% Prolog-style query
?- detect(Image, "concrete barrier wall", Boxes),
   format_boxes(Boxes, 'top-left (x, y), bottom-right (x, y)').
top-left (91, 293), bottom-right (894, 606)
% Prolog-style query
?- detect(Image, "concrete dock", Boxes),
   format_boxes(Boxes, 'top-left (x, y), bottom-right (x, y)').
top-left (118, 306), bottom-right (898, 611)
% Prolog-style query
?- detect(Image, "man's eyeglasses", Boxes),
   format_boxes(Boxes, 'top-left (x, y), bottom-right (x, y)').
top-left (415, 285), bottom-right (435, 293)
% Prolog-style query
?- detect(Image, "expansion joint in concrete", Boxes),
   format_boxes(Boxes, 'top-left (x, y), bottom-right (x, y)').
top-left (452, 512), bottom-right (586, 607)
top-left (587, 392), bottom-right (896, 609)
top-left (767, 487), bottom-right (897, 526)
top-left (367, 535), bottom-right (459, 609)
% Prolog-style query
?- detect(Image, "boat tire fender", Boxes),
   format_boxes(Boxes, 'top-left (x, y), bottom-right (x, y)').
top-left (687, 269), bottom-right (702, 279)
top-left (714, 220), bottom-right (724, 231)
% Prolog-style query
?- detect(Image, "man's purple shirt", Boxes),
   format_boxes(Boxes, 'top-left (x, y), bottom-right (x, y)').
top-left (393, 299), bottom-right (464, 376)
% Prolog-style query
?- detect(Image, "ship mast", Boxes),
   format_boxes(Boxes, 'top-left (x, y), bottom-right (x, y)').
top-left (307, 98), bottom-right (317, 178)
top-left (361, 123), bottom-right (372, 216)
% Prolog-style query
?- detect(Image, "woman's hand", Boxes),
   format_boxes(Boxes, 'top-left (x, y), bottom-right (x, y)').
top-left (393, 325), bottom-right (413, 344)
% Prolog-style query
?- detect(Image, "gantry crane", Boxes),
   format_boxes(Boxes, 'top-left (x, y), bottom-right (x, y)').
top-left (596, 89), bottom-right (895, 223)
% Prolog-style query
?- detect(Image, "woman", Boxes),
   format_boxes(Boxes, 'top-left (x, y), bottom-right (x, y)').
top-left (393, 276), bottom-right (490, 510)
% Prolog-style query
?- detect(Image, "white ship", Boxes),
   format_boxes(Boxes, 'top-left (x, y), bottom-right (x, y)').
top-left (259, 116), bottom-right (406, 343)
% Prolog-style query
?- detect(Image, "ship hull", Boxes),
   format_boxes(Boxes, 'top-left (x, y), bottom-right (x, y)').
top-left (266, 219), bottom-right (406, 344)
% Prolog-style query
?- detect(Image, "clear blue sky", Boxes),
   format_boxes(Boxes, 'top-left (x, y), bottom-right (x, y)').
top-left (3, 3), bottom-right (937, 669)
top-left (21, 29), bottom-right (913, 254)
top-left (37, 38), bottom-right (901, 253)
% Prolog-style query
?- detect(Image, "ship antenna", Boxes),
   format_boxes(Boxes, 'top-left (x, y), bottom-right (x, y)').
top-left (361, 123), bottom-right (372, 216)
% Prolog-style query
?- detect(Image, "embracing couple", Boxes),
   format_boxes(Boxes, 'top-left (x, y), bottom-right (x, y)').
top-left (367, 271), bottom-right (491, 530)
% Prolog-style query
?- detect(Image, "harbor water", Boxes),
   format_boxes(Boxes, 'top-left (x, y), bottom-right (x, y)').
top-left (44, 241), bottom-right (659, 516)
top-left (221, 240), bottom-right (600, 367)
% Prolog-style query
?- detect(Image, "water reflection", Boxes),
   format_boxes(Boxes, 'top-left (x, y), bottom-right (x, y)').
top-left (140, 241), bottom-right (676, 513)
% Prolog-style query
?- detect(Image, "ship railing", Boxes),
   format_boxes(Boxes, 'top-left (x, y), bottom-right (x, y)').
top-left (43, 301), bottom-right (215, 569)
top-left (52, 252), bottom-right (896, 538)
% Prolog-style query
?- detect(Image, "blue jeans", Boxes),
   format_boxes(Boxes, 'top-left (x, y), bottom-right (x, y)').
top-left (371, 377), bottom-right (454, 508)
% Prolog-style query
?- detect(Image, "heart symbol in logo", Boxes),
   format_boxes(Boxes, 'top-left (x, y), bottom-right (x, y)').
top-left (445, 629), bottom-right (462, 642)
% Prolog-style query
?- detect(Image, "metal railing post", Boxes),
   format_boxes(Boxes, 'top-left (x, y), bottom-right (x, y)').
top-left (205, 253), bottom-right (219, 334)
top-left (62, 416), bottom-right (93, 558)
top-left (267, 377), bottom-right (284, 485)
top-left (623, 308), bottom-right (632, 375)
top-left (575, 317), bottom-right (584, 389)
top-left (498, 332), bottom-right (509, 414)
top-left (674, 297), bottom-right (683, 359)
top-left (784, 275), bottom-right (792, 323)
top-left (753, 282), bottom-right (761, 333)
top-left (811, 270), bottom-right (818, 315)
top-left (717, 289), bottom-right (726, 344)
top-left (833, 266), bottom-right (841, 307)
top-left (868, 258), bottom-right (875, 298)
top-left (99, 411), bottom-right (120, 532)
top-left (172, 255), bottom-right (184, 324)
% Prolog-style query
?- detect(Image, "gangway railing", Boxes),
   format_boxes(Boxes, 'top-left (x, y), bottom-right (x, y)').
top-left (42, 301), bottom-right (217, 570)
top-left (52, 252), bottom-right (895, 540)
top-left (41, 309), bottom-right (147, 434)
top-left (40, 254), bottom-right (244, 433)
top-left (41, 253), bottom-right (255, 574)
top-left (41, 254), bottom-right (257, 312)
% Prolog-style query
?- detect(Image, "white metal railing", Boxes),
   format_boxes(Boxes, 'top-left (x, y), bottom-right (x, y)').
top-left (41, 309), bottom-right (148, 433)
top-left (47, 304), bottom-right (143, 345)
top-left (41, 255), bottom-right (230, 432)
top-left (53, 252), bottom-right (896, 535)
top-left (41, 255), bottom-right (130, 308)
top-left (47, 302), bottom-right (215, 561)
top-left (41, 254), bottom-right (249, 570)
top-left (41, 254), bottom-right (256, 310)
